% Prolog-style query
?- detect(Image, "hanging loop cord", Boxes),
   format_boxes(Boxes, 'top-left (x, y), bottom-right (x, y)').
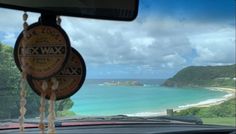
top-left (39, 81), bottom-right (48, 134)
top-left (48, 77), bottom-right (59, 134)
top-left (19, 11), bottom-right (28, 133)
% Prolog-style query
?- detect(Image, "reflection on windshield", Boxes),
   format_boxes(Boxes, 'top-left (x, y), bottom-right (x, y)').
top-left (0, 0), bottom-right (235, 129)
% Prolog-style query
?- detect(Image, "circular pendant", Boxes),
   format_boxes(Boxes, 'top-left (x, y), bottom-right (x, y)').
top-left (14, 23), bottom-right (70, 79)
top-left (27, 48), bottom-right (86, 100)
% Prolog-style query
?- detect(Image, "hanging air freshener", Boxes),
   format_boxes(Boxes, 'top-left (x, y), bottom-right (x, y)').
top-left (27, 48), bottom-right (86, 100)
top-left (14, 14), bottom-right (72, 134)
top-left (14, 15), bottom-right (71, 79)
top-left (14, 13), bottom-right (86, 134)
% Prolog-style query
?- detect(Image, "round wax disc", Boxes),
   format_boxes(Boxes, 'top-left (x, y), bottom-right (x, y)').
top-left (14, 22), bottom-right (70, 79)
top-left (27, 48), bottom-right (86, 100)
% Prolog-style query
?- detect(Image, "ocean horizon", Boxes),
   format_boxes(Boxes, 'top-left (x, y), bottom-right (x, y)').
top-left (70, 79), bottom-right (228, 116)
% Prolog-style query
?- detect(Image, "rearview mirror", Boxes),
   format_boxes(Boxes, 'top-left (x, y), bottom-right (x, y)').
top-left (0, 0), bottom-right (139, 21)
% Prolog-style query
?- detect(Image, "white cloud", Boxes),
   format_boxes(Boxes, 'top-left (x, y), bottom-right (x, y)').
top-left (0, 8), bottom-right (234, 78)
top-left (162, 53), bottom-right (187, 68)
top-left (58, 15), bottom-right (235, 75)
top-left (2, 32), bottom-right (16, 45)
top-left (189, 27), bottom-right (235, 65)
top-left (0, 8), bottom-right (40, 45)
top-left (61, 16), bottom-right (194, 69)
top-left (0, 9), bottom-right (40, 33)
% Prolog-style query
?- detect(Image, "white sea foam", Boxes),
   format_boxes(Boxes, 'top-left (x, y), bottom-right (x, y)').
top-left (178, 99), bottom-right (221, 108)
top-left (178, 93), bottom-right (234, 109)
top-left (98, 84), bottom-right (104, 86)
top-left (125, 111), bottom-right (166, 117)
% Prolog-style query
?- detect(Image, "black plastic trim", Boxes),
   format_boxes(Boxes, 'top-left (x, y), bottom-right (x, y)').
top-left (0, 0), bottom-right (139, 21)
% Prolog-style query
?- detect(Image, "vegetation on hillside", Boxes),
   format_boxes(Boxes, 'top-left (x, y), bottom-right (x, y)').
top-left (165, 64), bottom-right (236, 126)
top-left (174, 98), bottom-right (236, 126)
top-left (174, 98), bottom-right (235, 118)
top-left (0, 43), bottom-right (74, 119)
top-left (201, 117), bottom-right (235, 126)
top-left (163, 64), bottom-right (235, 87)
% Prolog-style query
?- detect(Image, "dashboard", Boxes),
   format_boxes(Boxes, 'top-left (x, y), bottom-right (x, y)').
top-left (0, 123), bottom-right (235, 134)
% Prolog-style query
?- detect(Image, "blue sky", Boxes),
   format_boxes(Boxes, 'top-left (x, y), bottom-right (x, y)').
top-left (140, 0), bottom-right (234, 18)
top-left (0, 0), bottom-right (235, 79)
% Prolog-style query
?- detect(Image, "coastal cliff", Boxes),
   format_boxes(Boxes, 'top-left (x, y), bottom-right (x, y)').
top-left (163, 64), bottom-right (235, 87)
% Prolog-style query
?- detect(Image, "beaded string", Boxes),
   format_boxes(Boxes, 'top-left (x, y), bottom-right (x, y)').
top-left (19, 75), bottom-right (27, 133)
top-left (46, 16), bottom-right (61, 134)
top-left (56, 16), bottom-right (61, 26)
top-left (47, 77), bottom-right (59, 134)
top-left (39, 81), bottom-right (48, 134)
top-left (19, 11), bottom-right (28, 133)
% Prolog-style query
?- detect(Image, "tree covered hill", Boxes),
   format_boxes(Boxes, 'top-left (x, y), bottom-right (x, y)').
top-left (163, 64), bottom-right (235, 87)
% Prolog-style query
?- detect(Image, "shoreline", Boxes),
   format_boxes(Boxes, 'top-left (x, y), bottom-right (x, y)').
top-left (175, 87), bottom-right (235, 112)
top-left (198, 87), bottom-right (235, 107)
top-left (128, 87), bottom-right (235, 117)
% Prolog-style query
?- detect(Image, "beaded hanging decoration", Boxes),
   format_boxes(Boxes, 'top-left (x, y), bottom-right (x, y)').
top-left (19, 11), bottom-right (28, 133)
top-left (38, 80), bottom-right (47, 134)
top-left (18, 14), bottom-right (62, 134)
top-left (47, 77), bottom-right (59, 134)
top-left (38, 17), bottom-right (61, 134)
top-left (15, 13), bottom-right (86, 134)
top-left (37, 78), bottom-right (59, 134)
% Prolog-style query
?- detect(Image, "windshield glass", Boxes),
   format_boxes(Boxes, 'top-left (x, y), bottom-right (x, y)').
top-left (0, 0), bottom-right (235, 128)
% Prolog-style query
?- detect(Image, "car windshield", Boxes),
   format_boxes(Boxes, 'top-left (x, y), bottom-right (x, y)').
top-left (0, 0), bottom-right (235, 129)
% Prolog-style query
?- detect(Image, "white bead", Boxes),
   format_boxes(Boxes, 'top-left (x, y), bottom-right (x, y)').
top-left (20, 98), bottom-right (26, 106)
top-left (19, 116), bottom-right (24, 123)
top-left (23, 22), bottom-right (28, 30)
top-left (23, 12), bottom-right (28, 21)
top-left (51, 77), bottom-right (59, 90)
top-left (20, 107), bottom-right (26, 115)
top-left (20, 79), bottom-right (26, 88)
top-left (42, 80), bottom-right (48, 91)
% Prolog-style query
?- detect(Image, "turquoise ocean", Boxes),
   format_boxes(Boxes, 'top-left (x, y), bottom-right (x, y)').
top-left (70, 79), bottom-right (228, 116)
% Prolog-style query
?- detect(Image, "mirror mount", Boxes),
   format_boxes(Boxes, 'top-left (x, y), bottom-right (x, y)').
top-left (39, 13), bottom-right (57, 25)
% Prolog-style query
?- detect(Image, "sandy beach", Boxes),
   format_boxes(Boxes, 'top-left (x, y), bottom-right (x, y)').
top-left (176, 87), bottom-right (235, 111)
top-left (126, 87), bottom-right (236, 117)
top-left (206, 87), bottom-right (236, 94)
top-left (200, 87), bottom-right (235, 107)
